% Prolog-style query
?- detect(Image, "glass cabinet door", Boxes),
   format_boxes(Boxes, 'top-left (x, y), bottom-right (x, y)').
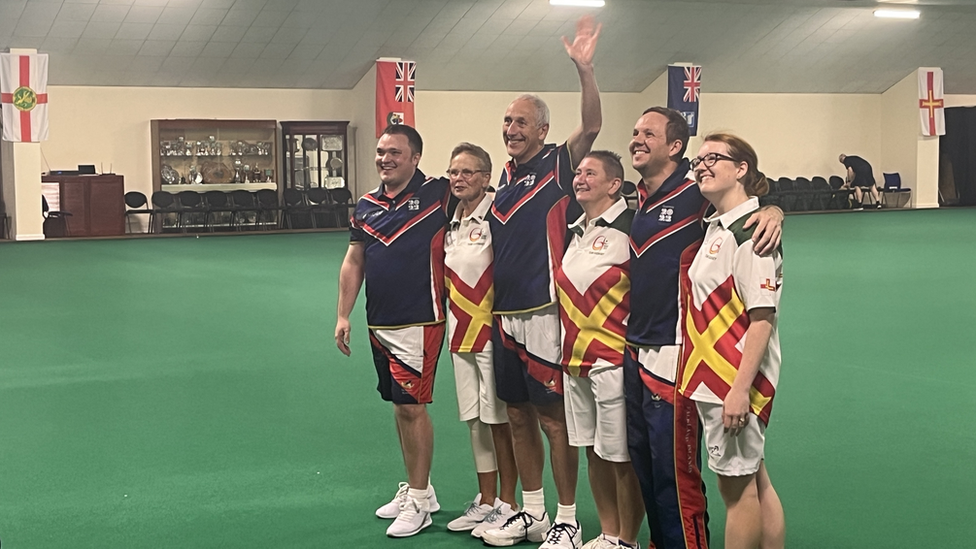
top-left (281, 121), bottom-right (350, 191)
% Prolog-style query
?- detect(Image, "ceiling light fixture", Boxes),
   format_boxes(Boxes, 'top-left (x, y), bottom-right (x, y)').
top-left (550, 0), bottom-right (606, 7)
top-left (874, 9), bottom-right (920, 19)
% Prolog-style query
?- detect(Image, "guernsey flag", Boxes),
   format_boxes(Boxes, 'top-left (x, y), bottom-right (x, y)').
top-left (1, 53), bottom-right (49, 142)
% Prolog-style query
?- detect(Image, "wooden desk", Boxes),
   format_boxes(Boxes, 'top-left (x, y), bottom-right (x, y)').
top-left (41, 174), bottom-right (125, 237)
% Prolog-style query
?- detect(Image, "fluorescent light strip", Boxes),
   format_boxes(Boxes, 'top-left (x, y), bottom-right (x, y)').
top-left (550, 0), bottom-right (606, 7)
top-left (874, 9), bottom-right (920, 19)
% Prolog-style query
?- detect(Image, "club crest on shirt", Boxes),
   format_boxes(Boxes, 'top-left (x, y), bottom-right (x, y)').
top-left (468, 227), bottom-right (485, 242)
top-left (706, 236), bottom-right (723, 259)
top-left (760, 277), bottom-right (781, 291)
top-left (659, 206), bottom-right (674, 223)
top-left (591, 236), bottom-right (609, 253)
top-left (407, 198), bottom-right (420, 211)
top-left (518, 174), bottom-right (537, 187)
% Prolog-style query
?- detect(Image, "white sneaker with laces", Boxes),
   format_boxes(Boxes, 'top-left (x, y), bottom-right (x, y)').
top-left (471, 500), bottom-right (518, 539)
top-left (375, 482), bottom-right (441, 519)
top-left (539, 521), bottom-right (582, 549)
top-left (481, 510), bottom-right (551, 546)
top-left (581, 534), bottom-right (617, 549)
top-left (385, 496), bottom-right (432, 538)
top-left (447, 493), bottom-right (495, 532)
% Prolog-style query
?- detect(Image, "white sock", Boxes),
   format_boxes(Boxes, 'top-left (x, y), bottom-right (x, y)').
top-left (407, 487), bottom-right (430, 511)
top-left (522, 488), bottom-right (545, 519)
top-left (555, 502), bottom-right (576, 525)
top-left (603, 534), bottom-right (619, 544)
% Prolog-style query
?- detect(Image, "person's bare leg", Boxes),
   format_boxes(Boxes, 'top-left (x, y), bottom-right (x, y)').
top-left (614, 461), bottom-right (645, 546)
top-left (853, 186), bottom-right (863, 204)
top-left (490, 422), bottom-right (519, 505)
top-left (756, 462), bottom-right (785, 549)
top-left (718, 473), bottom-right (762, 549)
top-left (393, 403), bottom-right (433, 490)
top-left (506, 402), bottom-right (545, 492)
top-left (586, 447), bottom-right (620, 537)
top-left (536, 401), bottom-right (578, 506)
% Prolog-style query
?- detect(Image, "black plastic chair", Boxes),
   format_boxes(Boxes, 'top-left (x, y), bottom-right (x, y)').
top-left (305, 187), bottom-right (333, 228)
top-left (793, 177), bottom-right (813, 211)
top-left (42, 195), bottom-right (72, 237)
top-left (150, 191), bottom-right (179, 233)
top-left (283, 188), bottom-right (312, 229)
top-left (328, 187), bottom-right (354, 228)
top-left (203, 191), bottom-right (233, 231)
top-left (809, 177), bottom-right (831, 211)
top-left (827, 175), bottom-right (853, 209)
top-left (775, 177), bottom-right (797, 212)
top-left (255, 189), bottom-right (281, 230)
top-left (124, 191), bottom-right (152, 234)
top-left (230, 190), bottom-right (260, 231)
top-left (176, 191), bottom-right (206, 232)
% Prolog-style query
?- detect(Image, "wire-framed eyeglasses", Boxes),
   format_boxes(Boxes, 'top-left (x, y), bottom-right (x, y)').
top-left (447, 169), bottom-right (488, 179)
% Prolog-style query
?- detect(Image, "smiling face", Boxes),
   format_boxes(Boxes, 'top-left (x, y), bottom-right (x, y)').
top-left (375, 133), bottom-right (420, 190)
top-left (693, 140), bottom-right (747, 200)
top-left (449, 152), bottom-right (491, 204)
top-left (503, 98), bottom-right (548, 165)
top-left (629, 112), bottom-right (680, 180)
top-left (573, 156), bottom-right (621, 214)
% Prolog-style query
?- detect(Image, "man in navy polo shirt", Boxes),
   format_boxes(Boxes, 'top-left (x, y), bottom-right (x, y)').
top-left (481, 15), bottom-right (602, 549)
top-left (335, 124), bottom-right (451, 539)
top-left (625, 107), bottom-right (782, 549)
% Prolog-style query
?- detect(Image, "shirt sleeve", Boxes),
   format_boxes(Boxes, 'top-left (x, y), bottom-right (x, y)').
top-left (556, 143), bottom-right (576, 194)
top-left (733, 240), bottom-right (782, 312)
top-left (349, 201), bottom-right (365, 242)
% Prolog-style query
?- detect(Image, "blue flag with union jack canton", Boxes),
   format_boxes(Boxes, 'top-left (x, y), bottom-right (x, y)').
top-left (667, 65), bottom-right (701, 136)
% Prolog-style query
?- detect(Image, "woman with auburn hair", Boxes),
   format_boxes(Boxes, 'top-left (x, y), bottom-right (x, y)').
top-left (679, 133), bottom-right (786, 549)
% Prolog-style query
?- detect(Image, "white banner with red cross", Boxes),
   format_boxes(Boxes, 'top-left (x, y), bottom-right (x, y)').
top-left (1, 53), bottom-right (50, 142)
top-left (917, 67), bottom-right (945, 137)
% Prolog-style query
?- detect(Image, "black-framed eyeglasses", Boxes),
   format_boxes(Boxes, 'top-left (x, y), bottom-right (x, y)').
top-left (690, 153), bottom-right (736, 170)
top-left (447, 169), bottom-right (487, 179)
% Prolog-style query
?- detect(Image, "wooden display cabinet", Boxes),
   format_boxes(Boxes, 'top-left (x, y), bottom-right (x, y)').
top-left (280, 121), bottom-right (350, 190)
top-left (150, 119), bottom-right (279, 193)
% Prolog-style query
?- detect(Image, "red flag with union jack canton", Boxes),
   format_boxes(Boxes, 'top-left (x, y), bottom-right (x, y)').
top-left (375, 60), bottom-right (416, 137)
top-left (1, 53), bottom-right (50, 142)
top-left (667, 64), bottom-right (701, 136)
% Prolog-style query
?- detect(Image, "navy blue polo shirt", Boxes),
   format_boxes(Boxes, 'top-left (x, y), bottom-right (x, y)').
top-left (489, 143), bottom-right (581, 314)
top-left (627, 158), bottom-right (709, 347)
top-left (350, 169), bottom-right (451, 328)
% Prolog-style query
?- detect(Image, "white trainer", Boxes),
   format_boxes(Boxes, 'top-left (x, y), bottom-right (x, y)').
top-left (385, 496), bottom-right (432, 538)
top-left (447, 493), bottom-right (495, 532)
top-left (481, 510), bottom-right (551, 546)
top-left (539, 521), bottom-right (582, 549)
top-left (375, 482), bottom-right (441, 519)
top-left (581, 534), bottom-right (617, 549)
top-left (471, 500), bottom-right (518, 539)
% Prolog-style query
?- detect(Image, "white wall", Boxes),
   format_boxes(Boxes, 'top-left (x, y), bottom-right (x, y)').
top-left (945, 95), bottom-right (976, 108)
top-left (30, 71), bottom-right (935, 212)
top-left (881, 70), bottom-right (940, 208)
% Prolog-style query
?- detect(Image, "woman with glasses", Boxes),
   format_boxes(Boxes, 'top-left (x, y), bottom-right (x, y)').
top-left (443, 142), bottom-right (521, 537)
top-left (679, 133), bottom-right (786, 549)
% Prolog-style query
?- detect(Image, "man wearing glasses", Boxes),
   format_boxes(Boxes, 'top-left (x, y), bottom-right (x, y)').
top-left (625, 107), bottom-right (782, 549)
top-left (481, 14), bottom-right (602, 549)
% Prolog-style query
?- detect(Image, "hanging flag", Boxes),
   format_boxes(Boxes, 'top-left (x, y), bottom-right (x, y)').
top-left (917, 67), bottom-right (945, 137)
top-left (667, 64), bottom-right (701, 136)
top-left (375, 59), bottom-right (416, 138)
top-left (0, 53), bottom-right (49, 142)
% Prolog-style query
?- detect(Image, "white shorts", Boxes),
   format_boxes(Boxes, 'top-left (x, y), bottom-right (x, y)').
top-left (564, 367), bottom-right (629, 462)
top-left (633, 344), bottom-right (681, 383)
top-left (697, 401), bottom-right (766, 477)
top-left (452, 347), bottom-right (508, 425)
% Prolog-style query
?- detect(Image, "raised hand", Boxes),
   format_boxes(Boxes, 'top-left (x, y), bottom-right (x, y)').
top-left (562, 14), bottom-right (602, 68)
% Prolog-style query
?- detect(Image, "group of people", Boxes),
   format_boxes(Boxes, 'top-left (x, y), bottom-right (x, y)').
top-left (335, 16), bottom-right (787, 549)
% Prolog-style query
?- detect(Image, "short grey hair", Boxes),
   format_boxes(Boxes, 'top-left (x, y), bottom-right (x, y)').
top-left (513, 94), bottom-right (550, 128)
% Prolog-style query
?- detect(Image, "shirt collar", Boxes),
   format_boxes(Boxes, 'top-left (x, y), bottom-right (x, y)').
top-left (705, 196), bottom-right (761, 228)
top-left (371, 168), bottom-right (426, 202)
top-left (506, 143), bottom-right (557, 175)
top-left (638, 158), bottom-right (692, 202)
top-left (568, 197), bottom-right (629, 236)
top-left (452, 192), bottom-right (493, 225)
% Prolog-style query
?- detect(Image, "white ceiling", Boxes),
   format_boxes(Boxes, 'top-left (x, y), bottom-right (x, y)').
top-left (2, 0), bottom-right (976, 93)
